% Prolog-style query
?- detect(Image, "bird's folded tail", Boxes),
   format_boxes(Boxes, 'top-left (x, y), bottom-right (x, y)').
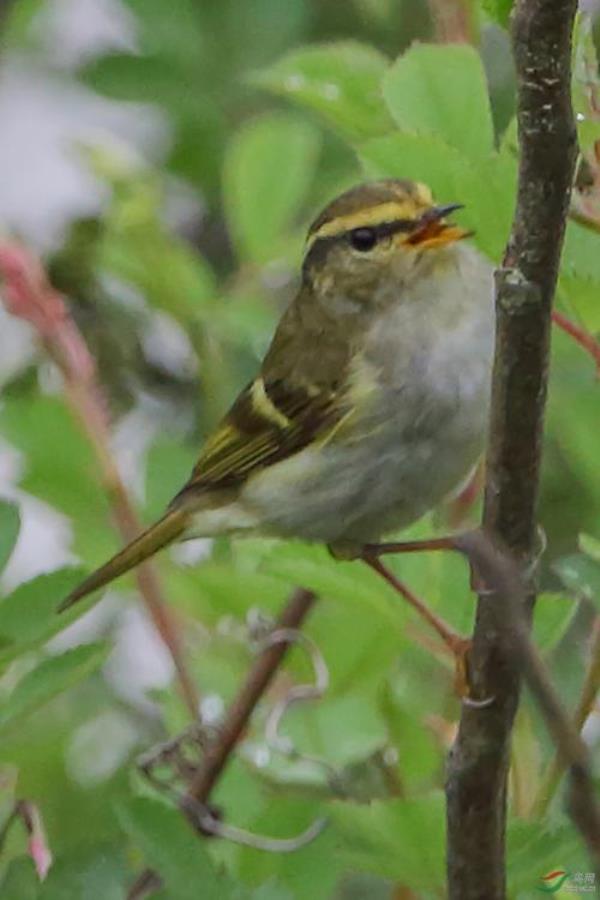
top-left (58, 508), bottom-right (189, 613)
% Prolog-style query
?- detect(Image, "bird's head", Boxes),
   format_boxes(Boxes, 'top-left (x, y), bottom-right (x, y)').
top-left (303, 179), bottom-right (471, 308)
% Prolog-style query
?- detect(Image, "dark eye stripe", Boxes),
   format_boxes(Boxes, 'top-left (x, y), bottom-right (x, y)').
top-left (371, 219), bottom-right (417, 239)
top-left (347, 219), bottom-right (419, 250)
top-left (303, 217), bottom-right (419, 275)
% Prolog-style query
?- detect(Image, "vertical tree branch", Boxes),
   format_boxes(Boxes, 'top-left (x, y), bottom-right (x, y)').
top-left (445, 3), bottom-right (578, 898)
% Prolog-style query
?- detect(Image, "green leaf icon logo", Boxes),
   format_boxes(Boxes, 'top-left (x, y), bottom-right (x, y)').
top-left (537, 870), bottom-right (571, 893)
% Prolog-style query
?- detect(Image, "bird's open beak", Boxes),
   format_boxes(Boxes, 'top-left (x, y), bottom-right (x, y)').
top-left (406, 203), bottom-right (472, 249)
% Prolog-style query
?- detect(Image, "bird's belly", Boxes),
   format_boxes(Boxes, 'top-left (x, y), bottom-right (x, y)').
top-left (242, 360), bottom-right (491, 545)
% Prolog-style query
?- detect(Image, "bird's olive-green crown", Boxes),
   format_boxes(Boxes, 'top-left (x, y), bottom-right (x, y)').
top-left (303, 179), bottom-right (466, 277)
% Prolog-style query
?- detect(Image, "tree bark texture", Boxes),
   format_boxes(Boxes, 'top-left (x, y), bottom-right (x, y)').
top-left (445, 2), bottom-right (578, 898)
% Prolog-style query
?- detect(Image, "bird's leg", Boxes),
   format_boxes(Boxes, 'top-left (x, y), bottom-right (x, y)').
top-left (363, 531), bottom-right (485, 597)
top-left (362, 554), bottom-right (466, 655)
top-left (361, 549), bottom-right (484, 704)
top-left (362, 533), bottom-right (465, 557)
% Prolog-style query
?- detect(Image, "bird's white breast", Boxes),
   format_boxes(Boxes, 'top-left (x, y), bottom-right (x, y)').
top-left (241, 244), bottom-right (495, 546)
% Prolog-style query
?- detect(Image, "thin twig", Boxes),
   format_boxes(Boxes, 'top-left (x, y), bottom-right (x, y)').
top-left (0, 243), bottom-right (199, 718)
top-left (569, 206), bottom-right (600, 235)
top-left (128, 588), bottom-right (318, 898)
top-left (445, 1), bottom-right (579, 897)
top-left (0, 800), bottom-right (52, 881)
top-left (455, 532), bottom-right (600, 869)
top-left (427, 0), bottom-right (473, 43)
top-left (533, 616), bottom-right (600, 818)
top-left (551, 309), bottom-right (600, 374)
top-left (183, 587), bottom-right (317, 807)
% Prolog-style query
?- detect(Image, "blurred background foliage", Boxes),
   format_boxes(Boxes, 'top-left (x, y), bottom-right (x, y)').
top-left (0, 0), bottom-right (599, 897)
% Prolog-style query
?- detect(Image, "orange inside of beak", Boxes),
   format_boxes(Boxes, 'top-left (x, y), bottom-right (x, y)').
top-left (406, 220), bottom-right (472, 250)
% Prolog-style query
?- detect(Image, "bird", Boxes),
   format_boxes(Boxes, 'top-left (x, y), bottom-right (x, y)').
top-left (59, 178), bottom-right (494, 654)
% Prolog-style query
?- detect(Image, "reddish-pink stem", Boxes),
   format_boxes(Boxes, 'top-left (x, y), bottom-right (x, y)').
top-left (0, 242), bottom-right (199, 718)
top-left (552, 309), bottom-right (600, 374)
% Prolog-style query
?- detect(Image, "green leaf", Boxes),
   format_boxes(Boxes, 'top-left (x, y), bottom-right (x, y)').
top-left (89, 159), bottom-right (217, 322)
top-left (580, 533), bottom-right (600, 564)
top-left (554, 553), bottom-right (600, 603)
top-left (558, 273), bottom-right (600, 333)
top-left (532, 594), bottom-right (578, 654)
top-left (0, 568), bottom-right (88, 667)
top-left (0, 858), bottom-right (40, 900)
top-left (507, 819), bottom-right (584, 895)
top-left (82, 53), bottom-right (193, 109)
top-left (117, 796), bottom-right (228, 900)
top-left (254, 42), bottom-right (394, 141)
top-left (223, 113), bottom-right (320, 263)
top-left (0, 0), bottom-right (45, 52)
top-left (143, 437), bottom-right (197, 521)
top-left (0, 395), bottom-right (114, 564)
top-left (0, 643), bottom-right (108, 733)
top-left (562, 219), bottom-right (600, 283)
top-left (38, 843), bottom-right (128, 900)
top-left (482, 0), bottom-right (513, 28)
top-left (250, 882), bottom-right (294, 900)
top-left (382, 44), bottom-right (494, 160)
top-left (255, 542), bottom-right (407, 635)
top-left (380, 682), bottom-right (439, 790)
top-left (572, 14), bottom-right (600, 156)
top-left (329, 794), bottom-right (445, 889)
top-left (236, 797), bottom-right (339, 900)
top-left (360, 131), bottom-right (515, 260)
top-left (0, 501), bottom-right (20, 575)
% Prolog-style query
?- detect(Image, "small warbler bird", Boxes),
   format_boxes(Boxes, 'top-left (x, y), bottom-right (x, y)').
top-left (60, 179), bottom-right (494, 618)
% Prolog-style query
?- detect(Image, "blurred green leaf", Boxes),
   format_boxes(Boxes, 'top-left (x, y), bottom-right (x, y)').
top-left (580, 533), bottom-right (600, 564)
top-left (254, 42), bottom-right (394, 141)
top-left (144, 437), bottom-right (197, 521)
top-left (0, 568), bottom-right (88, 667)
top-left (235, 797), bottom-right (339, 900)
top-left (250, 882), bottom-right (294, 900)
top-left (0, 501), bottom-right (20, 575)
top-left (562, 219), bottom-right (600, 284)
top-left (507, 819), bottom-right (584, 895)
top-left (0, 0), bottom-right (45, 51)
top-left (553, 553), bottom-right (600, 603)
top-left (532, 594), bottom-right (578, 654)
top-left (330, 793), bottom-right (445, 888)
top-left (82, 53), bottom-right (195, 108)
top-left (117, 796), bottom-right (227, 900)
top-left (382, 44), bottom-right (494, 160)
top-left (0, 643), bottom-right (108, 734)
top-left (0, 395), bottom-right (113, 564)
top-left (360, 131), bottom-right (514, 260)
top-left (38, 843), bottom-right (128, 900)
top-left (572, 14), bottom-right (600, 156)
top-left (380, 682), bottom-right (439, 790)
top-left (255, 542), bottom-right (406, 635)
top-left (482, 0), bottom-right (513, 28)
top-left (0, 858), bottom-right (40, 900)
top-left (558, 274), bottom-right (600, 333)
top-left (224, 114), bottom-right (320, 263)
top-left (90, 160), bottom-right (217, 323)
top-left (168, 562), bottom-right (288, 621)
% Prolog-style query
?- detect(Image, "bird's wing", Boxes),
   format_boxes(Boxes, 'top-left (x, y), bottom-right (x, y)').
top-left (172, 375), bottom-right (351, 501)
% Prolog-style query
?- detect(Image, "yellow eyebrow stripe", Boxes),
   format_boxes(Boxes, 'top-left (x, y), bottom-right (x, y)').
top-left (311, 201), bottom-right (411, 239)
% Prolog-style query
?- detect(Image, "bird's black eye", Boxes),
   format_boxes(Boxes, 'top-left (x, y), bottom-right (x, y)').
top-left (349, 227), bottom-right (377, 252)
